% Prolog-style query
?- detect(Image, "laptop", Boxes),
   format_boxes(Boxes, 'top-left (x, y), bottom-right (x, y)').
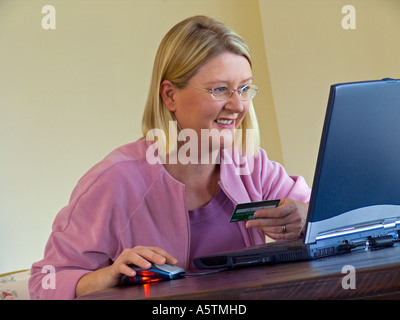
top-left (194, 78), bottom-right (400, 270)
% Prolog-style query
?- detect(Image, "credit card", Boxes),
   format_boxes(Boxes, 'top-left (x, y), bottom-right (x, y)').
top-left (229, 199), bottom-right (280, 222)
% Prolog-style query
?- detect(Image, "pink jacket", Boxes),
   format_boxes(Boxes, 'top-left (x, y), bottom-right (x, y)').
top-left (29, 138), bottom-right (311, 299)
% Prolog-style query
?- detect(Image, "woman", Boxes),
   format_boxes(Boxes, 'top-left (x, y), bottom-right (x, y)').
top-left (29, 15), bottom-right (311, 299)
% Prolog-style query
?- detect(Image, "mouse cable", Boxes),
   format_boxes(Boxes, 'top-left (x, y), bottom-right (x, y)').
top-left (183, 268), bottom-right (229, 276)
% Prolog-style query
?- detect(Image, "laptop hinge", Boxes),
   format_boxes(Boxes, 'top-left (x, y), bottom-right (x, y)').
top-left (315, 218), bottom-right (400, 242)
top-left (305, 205), bottom-right (400, 245)
top-left (308, 218), bottom-right (400, 258)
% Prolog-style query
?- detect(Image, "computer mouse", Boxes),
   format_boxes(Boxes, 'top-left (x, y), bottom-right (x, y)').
top-left (121, 262), bottom-right (185, 285)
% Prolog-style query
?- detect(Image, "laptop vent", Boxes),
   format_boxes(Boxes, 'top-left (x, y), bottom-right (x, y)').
top-left (233, 254), bottom-right (260, 264)
top-left (313, 246), bottom-right (335, 258)
top-left (277, 251), bottom-right (305, 262)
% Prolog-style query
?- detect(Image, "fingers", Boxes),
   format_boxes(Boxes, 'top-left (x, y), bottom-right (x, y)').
top-left (253, 199), bottom-right (295, 220)
top-left (249, 223), bottom-right (299, 241)
top-left (246, 199), bottom-right (308, 240)
top-left (114, 246), bottom-right (178, 277)
top-left (265, 226), bottom-right (297, 241)
top-left (129, 246), bottom-right (177, 267)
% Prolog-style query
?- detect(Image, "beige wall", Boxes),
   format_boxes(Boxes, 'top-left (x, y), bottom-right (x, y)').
top-left (259, 0), bottom-right (400, 182)
top-left (0, 0), bottom-right (399, 273)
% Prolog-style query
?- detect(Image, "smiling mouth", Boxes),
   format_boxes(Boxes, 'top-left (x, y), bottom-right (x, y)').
top-left (215, 119), bottom-right (234, 125)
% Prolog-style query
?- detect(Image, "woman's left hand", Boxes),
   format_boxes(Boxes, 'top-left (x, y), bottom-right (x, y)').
top-left (245, 199), bottom-right (308, 240)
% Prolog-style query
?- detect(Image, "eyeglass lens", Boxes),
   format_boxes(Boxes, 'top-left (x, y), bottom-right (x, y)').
top-left (212, 85), bottom-right (258, 101)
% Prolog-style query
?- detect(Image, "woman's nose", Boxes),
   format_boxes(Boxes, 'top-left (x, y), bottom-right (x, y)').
top-left (224, 91), bottom-right (244, 113)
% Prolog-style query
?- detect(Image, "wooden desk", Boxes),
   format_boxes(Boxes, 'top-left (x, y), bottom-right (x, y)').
top-left (77, 245), bottom-right (400, 300)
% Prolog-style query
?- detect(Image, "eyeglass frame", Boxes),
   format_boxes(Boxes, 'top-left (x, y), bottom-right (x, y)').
top-left (180, 83), bottom-right (259, 101)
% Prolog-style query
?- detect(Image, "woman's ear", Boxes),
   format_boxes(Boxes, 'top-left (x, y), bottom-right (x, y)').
top-left (160, 80), bottom-right (176, 112)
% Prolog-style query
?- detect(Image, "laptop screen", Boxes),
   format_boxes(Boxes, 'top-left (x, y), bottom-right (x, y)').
top-left (305, 79), bottom-right (400, 242)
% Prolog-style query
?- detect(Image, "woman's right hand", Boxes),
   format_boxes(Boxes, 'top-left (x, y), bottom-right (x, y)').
top-left (75, 246), bottom-right (178, 297)
top-left (112, 246), bottom-right (179, 279)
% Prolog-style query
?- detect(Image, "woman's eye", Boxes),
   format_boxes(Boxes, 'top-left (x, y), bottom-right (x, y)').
top-left (214, 87), bottom-right (228, 94)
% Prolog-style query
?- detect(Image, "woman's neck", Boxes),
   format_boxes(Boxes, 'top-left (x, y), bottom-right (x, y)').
top-left (163, 161), bottom-right (221, 210)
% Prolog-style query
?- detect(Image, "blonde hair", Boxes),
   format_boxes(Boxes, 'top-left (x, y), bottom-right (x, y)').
top-left (142, 15), bottom-right (260, 156)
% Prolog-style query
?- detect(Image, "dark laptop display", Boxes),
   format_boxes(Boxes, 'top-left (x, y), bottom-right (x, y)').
top-left (194, 78), bottom-right (400, 270)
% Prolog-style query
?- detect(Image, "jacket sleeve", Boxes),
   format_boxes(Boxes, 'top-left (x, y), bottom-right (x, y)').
top-left (258, 149), bottom-right (312, 203)
top-left (28, 165), bottom-right (127, 300)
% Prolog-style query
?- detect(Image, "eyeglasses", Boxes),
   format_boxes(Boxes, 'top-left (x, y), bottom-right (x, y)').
top-left (182, 84), bottom-right (259, 101)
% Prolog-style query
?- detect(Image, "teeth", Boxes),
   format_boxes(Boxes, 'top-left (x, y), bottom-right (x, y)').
top-left (215, 119), bottom-right (233, 125)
